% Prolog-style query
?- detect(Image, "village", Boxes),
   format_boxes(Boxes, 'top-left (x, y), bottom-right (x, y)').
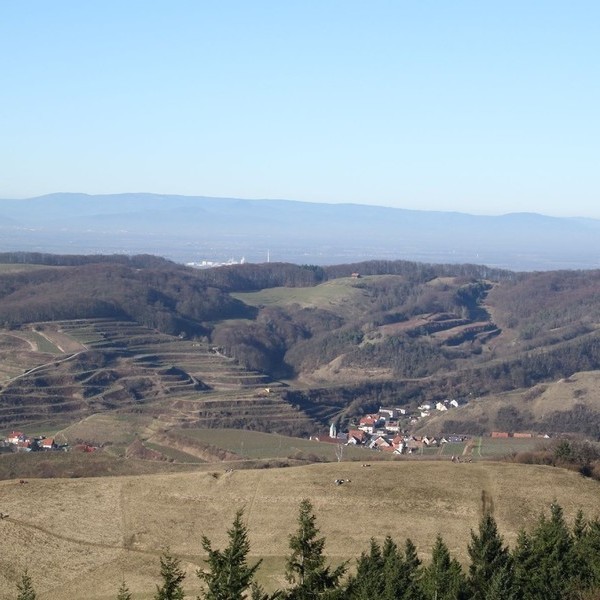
top-left (313, 398), bottom-right (549, 457)
top-left (308, 399), bottom-right (467, 456)
top-left (1, 398), bottom-right (549, 461)
top-left (1, 431), bottom-right (72, 453)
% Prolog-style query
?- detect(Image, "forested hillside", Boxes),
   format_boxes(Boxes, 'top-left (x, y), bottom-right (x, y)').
top-left (2, 253), bottom-right (600, 436)
top-left (0, 254), bottom-right (252, 334)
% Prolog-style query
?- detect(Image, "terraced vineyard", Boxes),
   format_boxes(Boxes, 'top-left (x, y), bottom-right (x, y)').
top-left (0, 319), bottom-right (318, 440)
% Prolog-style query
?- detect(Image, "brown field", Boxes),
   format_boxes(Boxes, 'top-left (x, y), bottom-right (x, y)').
top-left (0, 461), bottom-right (598, 599)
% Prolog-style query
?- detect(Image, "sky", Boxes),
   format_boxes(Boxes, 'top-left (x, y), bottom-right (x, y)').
top-left (1, 1), bottom-right (599, 218)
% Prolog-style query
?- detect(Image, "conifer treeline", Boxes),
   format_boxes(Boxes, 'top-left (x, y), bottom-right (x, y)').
top-left (16, 499), bottom-right (600, 600)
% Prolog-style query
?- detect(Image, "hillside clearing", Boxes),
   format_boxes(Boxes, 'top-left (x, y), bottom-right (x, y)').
top-left (231, 277), bottom-right (373, 315)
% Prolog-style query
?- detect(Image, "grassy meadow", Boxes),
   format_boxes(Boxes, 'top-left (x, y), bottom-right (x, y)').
top-left (231, 276), bottom-right (375, 318)
top-left (0, 460), bottom-right (599, 599)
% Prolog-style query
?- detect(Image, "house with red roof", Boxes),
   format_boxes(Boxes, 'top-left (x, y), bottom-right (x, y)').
top-left (347, 429), bottom-right (367, 445)
top-left (6, 431), bottom-right (24, 445)
top-left (40, 438), bottom-right (55, 450)
top-left (358, 416), bottom-right (377, 434)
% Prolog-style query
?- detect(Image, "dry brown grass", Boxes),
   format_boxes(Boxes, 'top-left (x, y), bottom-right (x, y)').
top-left (0, 460), bottom-right (598, 599)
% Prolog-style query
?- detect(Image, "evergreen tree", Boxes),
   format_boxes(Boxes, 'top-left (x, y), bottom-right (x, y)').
top-left (485, 563), bottom-right (517, 600)
top-left (250, 581), bottom-right (283, 600)
top-left (381, 536), bottom-right (421, 600)
top-left (198, 509), bottom-right (261, 600)
top-left (154, 549), bottom-right (185, 600)
top-left (512, 529), bottom-right (534, 599)
top-left (285, 499), bottom-right (346, 599)
top-left (345, 536), bottom-right (421, 600)
top-left (573, 516), bottom-right (600, 594)
top-left (533, 502), bottom-right (576, 600)
top-left (574, 509), bottom-right (587, 541)
top-left (467, 513), bottom-right (510, 600)
top-left (420, 535), bottom-right (467, 600)
top-left (400, 539), bottom-right (422, 600)
top-left (381, 536), bottom-right (404, 600)
top-left (116, 580), bottom-right (133, 600)
top-left (513, 503), bottom-right (576, 600)
top-left (345, 539), bottom-right (384, 599)
top-left (16, 570), bottom-right (36, 600)
top-left (403, 539), bottom-right (421, 575)
top-left (585, 519), bottom-right (600, 586)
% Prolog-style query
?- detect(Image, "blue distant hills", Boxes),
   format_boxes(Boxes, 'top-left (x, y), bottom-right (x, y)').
top-left (0, 193), bottom-right (599, 271)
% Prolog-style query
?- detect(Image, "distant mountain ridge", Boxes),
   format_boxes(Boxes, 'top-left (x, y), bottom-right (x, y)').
top-left (1, 192), bottom-right (599, 270)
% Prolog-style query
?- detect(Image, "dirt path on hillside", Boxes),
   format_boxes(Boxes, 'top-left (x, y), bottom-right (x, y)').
top-left (4, 515), bottom-right (160, 557)
top-left (1, 332), bottom-right (36, 351)
top-left (463, 438), bottom-right (474, 456)
top-left (3, 350), bottom-right (86, 385)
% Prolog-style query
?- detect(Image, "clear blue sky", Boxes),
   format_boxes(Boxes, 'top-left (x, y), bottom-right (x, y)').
top-left (2, 1), bottom-right (598, 217)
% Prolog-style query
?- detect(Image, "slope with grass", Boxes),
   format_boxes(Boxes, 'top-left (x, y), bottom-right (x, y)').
top-left (0, 461), bottom-right (598, 599)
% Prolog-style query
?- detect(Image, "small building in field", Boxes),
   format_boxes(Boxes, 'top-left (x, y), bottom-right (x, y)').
top-left (40, 437), bottom-right (55, 450)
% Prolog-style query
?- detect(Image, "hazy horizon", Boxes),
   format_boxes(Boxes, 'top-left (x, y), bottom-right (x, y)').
top-left (2, 2), bottom-right (599, 219)
top-left (2, 191), bottom-right (599, 222)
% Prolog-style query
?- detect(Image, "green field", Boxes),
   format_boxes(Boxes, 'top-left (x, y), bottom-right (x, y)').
top-left (439, 442), bottom-right (467, 456)
top-left (478, 436), bottom-right (542, 457)
top-left (23, 330), bottom-right (63, 353)
top-left (231, 277), bottom-right (372, 313)
top-left (173, 428), bottom-right (386, 462)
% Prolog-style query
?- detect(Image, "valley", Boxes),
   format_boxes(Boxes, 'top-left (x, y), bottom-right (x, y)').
top-left (0, 253), bottom-right (600, 596)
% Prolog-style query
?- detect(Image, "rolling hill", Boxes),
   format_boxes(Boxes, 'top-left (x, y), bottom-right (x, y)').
top-left (0, 461), bottom-right (598, 599)
top-left (0, 254), bottom-right (599, 598)
top-left (1, 254), bottom-right (600, 444)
